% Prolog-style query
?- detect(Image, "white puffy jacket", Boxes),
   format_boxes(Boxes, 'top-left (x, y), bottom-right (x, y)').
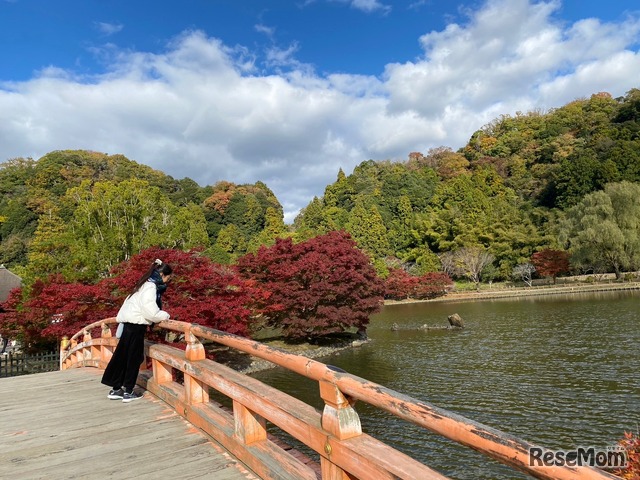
top-left (116, 281), bottom-right (170, 326)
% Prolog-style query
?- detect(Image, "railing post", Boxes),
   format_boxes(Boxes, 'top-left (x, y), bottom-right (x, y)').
top-left (59, 336), bottom-right (69, 370)
top-left (69, 338), bottom-right (80, 365)
top-left (100, 322), bottom-right (114, 366)
top-left (185, 326), bottom-right (205, 361)
top-left (81, 329), bottom-right (92, 363)
top-left (101, 323), bottom-right (112, 339)
top-left (233, 400), bottom-right (267, 445)
top-left (319, 380), bottom-right (361, 440)
top-left (184, 327), bottom-right (207, 405)
top-left (152, 357), bottom-right (173, 385)
top-left (319, 379), bottom-right (362, 480)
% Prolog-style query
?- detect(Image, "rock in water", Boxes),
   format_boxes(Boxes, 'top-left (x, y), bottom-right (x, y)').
top-left (447, 313), bottom-right (464, 328)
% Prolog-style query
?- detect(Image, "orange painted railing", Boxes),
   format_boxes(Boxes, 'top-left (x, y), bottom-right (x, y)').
top-left (60, 318), bottom-right (618, 480)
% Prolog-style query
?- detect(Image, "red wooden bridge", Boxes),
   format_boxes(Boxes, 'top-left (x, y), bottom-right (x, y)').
top-left (1, 318), bottom-right (621, 479)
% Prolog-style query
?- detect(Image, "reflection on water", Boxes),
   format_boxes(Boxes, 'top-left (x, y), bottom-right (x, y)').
top-left (250, 291), bottom-right (640, 479)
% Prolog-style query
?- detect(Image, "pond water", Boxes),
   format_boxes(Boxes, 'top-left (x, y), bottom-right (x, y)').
top-left (250, 290), bottom-right (640, 479)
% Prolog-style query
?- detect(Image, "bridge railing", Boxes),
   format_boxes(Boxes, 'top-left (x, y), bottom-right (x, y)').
top-left (60, 318), bottom-right (618, 480)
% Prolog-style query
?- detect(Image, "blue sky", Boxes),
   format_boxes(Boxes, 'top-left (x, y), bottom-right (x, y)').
top-left (1, 0), bottom-right (639, 222)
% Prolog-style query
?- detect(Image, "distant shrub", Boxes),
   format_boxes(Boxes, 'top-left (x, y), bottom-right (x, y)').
top-left (384, 269), bottom-right (452, 300)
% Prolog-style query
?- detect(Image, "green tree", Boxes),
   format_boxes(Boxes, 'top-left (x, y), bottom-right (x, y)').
top-left (564, 181), bottom-right (640, 278)
top-left (25, 210), bottom-right (75, 281)
top-left (202, 181), bottom-right (284, 246)
top-left (388, 195), bottom-right (414, 252)
top-left (324, 168), bottom-right (353, 209)
top-left (247, 207), bottom-right (288, 252)
top-left (345, 202), bottom-right (390, 258)
top-left (554, 152), bottom-right (602, 208)
top-left (168, 203), bottom-right (210, 250)
top-left (67, 179), bottom-right (208, 279)
top-left (426, 167), bottom-right (539, 275)
top-left (213, 224), bottom-right (247, 263)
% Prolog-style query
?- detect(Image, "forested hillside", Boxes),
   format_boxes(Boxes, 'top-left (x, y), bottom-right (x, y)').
top-left (295, 88), bottom-right (640, 280)
top-left (0, 150), bottom-right (285, 283)
top-left (1, 88), bottom-right (640, 286)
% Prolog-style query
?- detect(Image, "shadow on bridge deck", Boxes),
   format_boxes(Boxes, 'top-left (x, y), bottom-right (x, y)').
top-left (0, 369), bottom-right (258, 480)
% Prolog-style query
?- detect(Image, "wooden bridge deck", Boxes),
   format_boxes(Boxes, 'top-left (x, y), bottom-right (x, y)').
top-left (0, 369), bottom-right (257, 480)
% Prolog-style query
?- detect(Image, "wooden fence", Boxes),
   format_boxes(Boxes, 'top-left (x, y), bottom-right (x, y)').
top-left (0, 351), bottom-right (59, 378)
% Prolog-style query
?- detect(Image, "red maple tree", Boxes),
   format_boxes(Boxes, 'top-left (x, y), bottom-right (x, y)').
top-left (0, 276), bottom-right (118, 352)
top-left (236, 231), bottom-right (384, 339)
top-left (531, 249), bottom-right (570, 284)
top-left (384, 268), bottom-right (452, 300)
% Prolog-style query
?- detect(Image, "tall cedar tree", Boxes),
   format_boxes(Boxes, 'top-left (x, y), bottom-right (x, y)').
top-left (531, 249), bottom-right (570, 284)
top-left (384, 268), bottom-right (453, 300)
top-left (0, 248), bottom-right (259, 351)
top-left (235, 231), bottom-right (384, 339)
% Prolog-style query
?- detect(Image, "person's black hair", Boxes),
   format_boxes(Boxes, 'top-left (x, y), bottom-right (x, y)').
top-left (130, 259), bottom-right (173, 297)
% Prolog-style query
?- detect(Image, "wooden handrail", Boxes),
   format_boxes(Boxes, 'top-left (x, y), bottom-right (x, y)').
top-left (61, 318), bottom-right (619, 480)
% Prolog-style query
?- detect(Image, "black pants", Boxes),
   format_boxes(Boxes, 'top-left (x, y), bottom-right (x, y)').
top-left (101, 323), bottom-right (147, 392)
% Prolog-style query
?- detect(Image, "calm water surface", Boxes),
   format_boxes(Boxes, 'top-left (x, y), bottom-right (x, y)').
top-left (251, 291), bottom-right (640, 479)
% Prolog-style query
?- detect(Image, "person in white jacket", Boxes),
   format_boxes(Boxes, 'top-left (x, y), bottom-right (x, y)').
top-left (101, 259), bottom-right (173, 403)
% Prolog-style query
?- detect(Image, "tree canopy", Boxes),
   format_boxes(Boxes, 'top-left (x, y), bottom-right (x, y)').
top-left (236, 231), bottom-right (384, 339)
top-left (562, 181), bottom-right (640, 278)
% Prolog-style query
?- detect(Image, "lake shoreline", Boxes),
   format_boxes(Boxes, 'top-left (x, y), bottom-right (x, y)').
top-left (384, 281), bottom-right (640, 305)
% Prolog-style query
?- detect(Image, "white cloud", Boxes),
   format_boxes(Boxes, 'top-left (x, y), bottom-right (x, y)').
top-left (350, 0), bottom-right (391, 14)
top-left (383, 0), bottom-right (640, 146)
top-left (330, 0), bottom-right (391, 14)
top-left (1, 0), bottom-right (639, 224)
top-left (265, 43), bottom-right (302, 69)
top-left (254, 23), bottom-right (275, 39)
top-left (95, 21), bottom-right (124, 36)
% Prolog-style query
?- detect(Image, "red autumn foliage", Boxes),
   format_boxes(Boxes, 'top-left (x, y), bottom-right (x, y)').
top-left (613, 431), bottom-right (640, 479)
top-left (384, 268), bottom-right (453, 300)
top-left (0, 289), bottom-right (23, 340)
top-left (531, 249), bottom-right (570, 284)
top-left (203, 184), bottom-right (234, 214)
top-left (0, 276), bottom-right (118, 352)
top-left (108, 247), bottom-right (258, 336)
top-left (236, 231), bottom-right (384, 339)
top-left (0, 248), bottom-right (260, 351)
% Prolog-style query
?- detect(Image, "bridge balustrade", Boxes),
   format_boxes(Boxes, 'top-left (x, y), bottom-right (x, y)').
top-left (60, 318), bottom-right (618, 480)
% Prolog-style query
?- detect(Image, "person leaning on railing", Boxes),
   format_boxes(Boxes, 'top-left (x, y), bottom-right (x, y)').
top-left (101, 258), bottom-right (173, 403)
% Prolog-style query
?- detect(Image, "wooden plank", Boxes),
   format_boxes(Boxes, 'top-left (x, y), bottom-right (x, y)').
top-left (0, 369), bottom-right (257, 480)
